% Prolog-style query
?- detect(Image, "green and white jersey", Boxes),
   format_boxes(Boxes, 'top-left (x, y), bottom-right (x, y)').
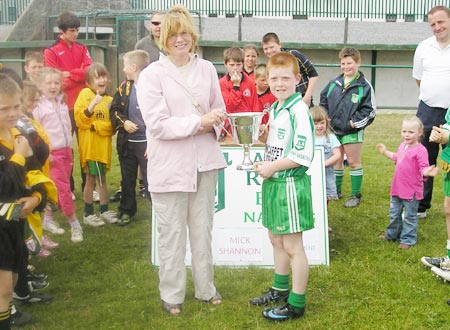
top-left (265, 92), bottom-right (315, 178)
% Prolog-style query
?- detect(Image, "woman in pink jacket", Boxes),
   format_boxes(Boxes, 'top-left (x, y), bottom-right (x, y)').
top-left (136, 5), bottom-right (226, 315)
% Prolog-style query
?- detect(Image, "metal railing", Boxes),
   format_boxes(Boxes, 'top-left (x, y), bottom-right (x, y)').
top-left (0, 0), bottom-right (31, 24)
top-left (130, 0), bottom-right (450, 21)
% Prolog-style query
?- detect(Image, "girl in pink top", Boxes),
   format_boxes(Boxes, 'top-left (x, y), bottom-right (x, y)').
top-left (376, 116), bottom-right (438, 249)
top-left (32, 67), bottom-right (83, 243)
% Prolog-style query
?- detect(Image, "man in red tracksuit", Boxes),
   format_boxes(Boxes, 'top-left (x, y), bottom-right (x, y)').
top-left (44, 11), bottom-right (92, 194)
top-left (44, 11), bottom-right (92, 130)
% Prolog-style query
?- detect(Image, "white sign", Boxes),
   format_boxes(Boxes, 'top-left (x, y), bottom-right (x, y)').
top-left (151, 146), bottom-right (329, 267)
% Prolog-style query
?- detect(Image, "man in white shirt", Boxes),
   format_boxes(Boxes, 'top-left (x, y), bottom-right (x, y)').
top-left (413, 5), bottom-right (450, 218)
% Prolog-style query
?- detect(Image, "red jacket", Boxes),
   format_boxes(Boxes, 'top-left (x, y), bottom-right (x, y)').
top-left (258, 88), bottom-right (277, 124)
top-left (219, 73), bottom-right (261, 114)
top-left (44, 38), bottom-right (92, 110)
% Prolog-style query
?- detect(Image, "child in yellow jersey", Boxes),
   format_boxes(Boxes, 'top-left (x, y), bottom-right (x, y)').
top-left (74, 63), bottom-right (117, 227)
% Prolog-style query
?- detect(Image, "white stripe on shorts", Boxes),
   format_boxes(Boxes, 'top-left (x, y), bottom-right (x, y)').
top-left (286, 177), bottom-right (299, 233)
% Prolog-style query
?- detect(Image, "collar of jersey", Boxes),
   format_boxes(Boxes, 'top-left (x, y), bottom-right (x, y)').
top-left (272, 92), bottom-right (302, 119)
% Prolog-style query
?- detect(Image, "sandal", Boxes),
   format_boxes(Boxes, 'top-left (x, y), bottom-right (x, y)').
top-left (204, 291), bottom-right (223, 305)
top-left (161, 300), bottom-right (182, 315)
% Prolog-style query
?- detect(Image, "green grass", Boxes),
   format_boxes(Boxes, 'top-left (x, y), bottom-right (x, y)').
top-left (18, 113), bottom-right (450, 329)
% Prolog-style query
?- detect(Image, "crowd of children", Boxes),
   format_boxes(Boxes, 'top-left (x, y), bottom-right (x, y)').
top-left (0, 10), bottom-right (155, 328)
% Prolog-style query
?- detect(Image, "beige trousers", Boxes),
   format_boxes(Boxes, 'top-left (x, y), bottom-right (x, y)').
top-left (151, 170), bottom-right (218, 304)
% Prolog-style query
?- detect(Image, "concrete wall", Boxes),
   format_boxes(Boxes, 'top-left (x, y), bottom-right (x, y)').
top-left (0, 3), bottom-right (427, 109)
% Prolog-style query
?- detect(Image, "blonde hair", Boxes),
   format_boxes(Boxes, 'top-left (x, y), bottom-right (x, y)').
top-left (254, 64), bottom-right (268, 79)
top-left (160, 4), bottom-right (198, 55)
top-left (36, 67), bottom-right (62, 86)
top-left (123, 50), bottom-right (150, 71)
top-left (267, 52), bottom-right (300, 76)
top-left (24, 51), bottom-right (44, 66)
top-left (402, 116), bottom-right (424, 135)
top-left (310, 106), bottom-right (332, 137)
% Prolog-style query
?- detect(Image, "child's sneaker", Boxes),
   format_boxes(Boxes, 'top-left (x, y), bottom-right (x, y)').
top-left (431, 266), bottom-right (450, 282)
top-left (37, 248), bottom-right (51, 257)
top-left (417, 211), bottom-right (427, 219)
top-left (344, 193), bottom-right (362, 208)
top-left (250, 288), bottom-right (289, 306)
top-left (100, 210), bottom-right (118, 224)
top-left (71, 227), bottom-right (83, 243)
top-left (117, 213), bottom-right (131, 226)
top-left (83, 214), bottom-right (105, 227)
top-left (262, 302), bottom-right (305, 321)
top-left (14, 291), bottom-right (53, 304)
top-left (10, 304), bottom-right (32, 326)
top-left (43, 220), bottom-right (65, 235)
top-left (421, 256), bottom-right (450, 270)
top-left (109, 189), bottom-right (121, 202)
top-left (42, 236), bottom-right (59, 250)
top-left (27, 279), bottom-right (49, 291)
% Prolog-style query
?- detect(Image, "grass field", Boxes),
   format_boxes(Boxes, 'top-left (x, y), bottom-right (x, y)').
top-left (16, 113), bottom-right (450, 330)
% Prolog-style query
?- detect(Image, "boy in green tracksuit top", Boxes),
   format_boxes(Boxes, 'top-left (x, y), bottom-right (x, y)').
top-left (319, 47), bottom-right (376, 208)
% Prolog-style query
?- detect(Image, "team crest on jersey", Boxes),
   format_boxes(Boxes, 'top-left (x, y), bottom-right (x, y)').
top-left (294, 135), bottom-right (307, 150)
top-left (243, 88), bottom-right (251, 97)
top-left (351, 93), bottom-right (359, 103)
top-left (277, 128), bottom-right (286, 140)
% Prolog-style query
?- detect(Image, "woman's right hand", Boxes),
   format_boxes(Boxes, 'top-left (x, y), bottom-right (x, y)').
top-left (199, 109), bottom-right (226, 132)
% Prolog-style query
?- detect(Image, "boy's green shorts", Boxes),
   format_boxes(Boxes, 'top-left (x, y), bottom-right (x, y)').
top-left (86, 161), bottom-right (107, 176)
top-left (338, 130), bottom-right (364, 144)
top-left (262, 175), bottom-right (315, 235)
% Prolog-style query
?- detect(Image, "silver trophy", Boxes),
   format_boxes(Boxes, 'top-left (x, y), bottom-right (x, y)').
top-left (227, 112), bottom-right (266, 170)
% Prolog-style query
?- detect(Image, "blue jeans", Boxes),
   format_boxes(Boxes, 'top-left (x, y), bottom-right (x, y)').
top-left (386, 196), bottom-right (419, 245)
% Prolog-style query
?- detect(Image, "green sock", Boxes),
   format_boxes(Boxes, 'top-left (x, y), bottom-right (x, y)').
top-left (84, 203), bottom-right (94, 216)
top-left (446, 240), bottom-right (450, 258)
top-left (287, 291), bottom-right (306, 312)
top-left (272, 273), bottom-right (289, 291)
top-left (335, 169), bottom-right (344, 193)
top-left (350, 167), bottom-right (363, 195)
top-left (100, 204), bottom-right (108, 214)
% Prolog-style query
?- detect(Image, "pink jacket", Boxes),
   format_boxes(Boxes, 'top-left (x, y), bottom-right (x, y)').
top-left (390, 142), bottom-right (429, 200)
top-left (137, 54), bottom-right (227, 193)
top-left (32, 94), bottom-right (72, 151)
